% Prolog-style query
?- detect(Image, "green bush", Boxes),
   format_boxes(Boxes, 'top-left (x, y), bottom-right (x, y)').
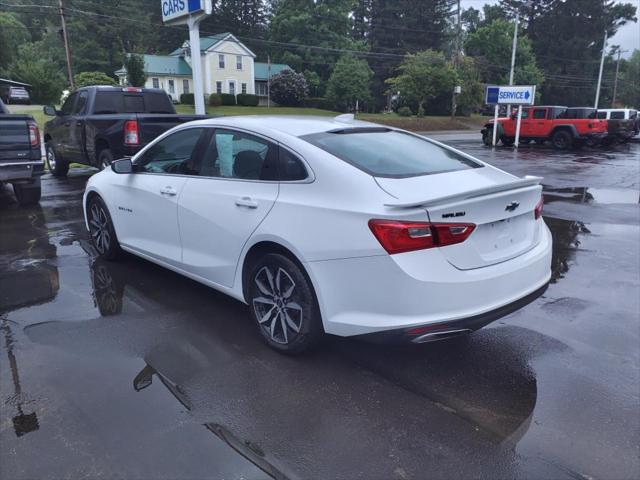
top-left (220, 93), bottom-right (236, 105)
top-left (236, 93), bottom-right (259, 106)
top-left (74, 71), bottom-right (117, 89)
top-left (209, 93), bottom-right (222, 107)
top-left (397, 106), bottom-right (413, 117)
top-left (180, 93), bottom-right (194, 104)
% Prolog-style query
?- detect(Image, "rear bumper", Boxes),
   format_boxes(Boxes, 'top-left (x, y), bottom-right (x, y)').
top-left (0, 161), bottom-right (45, 182)
top-left (306, 221), bottom-right (552, 337)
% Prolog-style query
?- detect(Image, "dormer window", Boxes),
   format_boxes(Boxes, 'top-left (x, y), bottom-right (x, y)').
top-left (218, 54), bottom-right (225, 69)
top-left (236, 55), bottom-right (242, 70)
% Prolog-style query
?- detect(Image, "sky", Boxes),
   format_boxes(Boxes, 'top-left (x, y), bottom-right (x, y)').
top-left (460, 0), bottom-right (640, 58)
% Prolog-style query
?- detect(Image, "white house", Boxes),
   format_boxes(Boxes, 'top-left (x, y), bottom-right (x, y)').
top-left (115, 32), bottom-right (291, 103)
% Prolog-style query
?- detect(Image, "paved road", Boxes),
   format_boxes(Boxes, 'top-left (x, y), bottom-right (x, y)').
top-left (1, 135), bottom-right (638, 479)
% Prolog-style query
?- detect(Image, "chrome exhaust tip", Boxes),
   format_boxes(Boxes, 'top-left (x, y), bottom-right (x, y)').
top-left (410, 328), bottom-right (472, 344)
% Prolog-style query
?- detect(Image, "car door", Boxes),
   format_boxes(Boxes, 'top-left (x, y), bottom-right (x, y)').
top-left (111, 127), bottom-right (207, 267)
top-left (178, 127), bottom-right (280, 288)
top-left (49, 92), bottom-right (77, 157)
top-left (517, 108), bottom-right (534, 137)
top-left (65, 90), bottom-right (88, 163)
top-left (530, 108), bottom-right (550, 137)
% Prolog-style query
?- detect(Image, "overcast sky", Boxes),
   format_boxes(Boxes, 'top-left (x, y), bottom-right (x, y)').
top-left (461, 0), bottom-right (640, 57)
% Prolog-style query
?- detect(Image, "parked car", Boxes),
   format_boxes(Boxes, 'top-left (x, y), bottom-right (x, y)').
top-left (597, 108), bottom-right (639, 142)
top-left (481, 105), bottom-right (608, 149)
top-left (43, 86), bottom-right (208, 176)
top-left (0, 85), bottom-right (31, 105)
top-left (0, 98), bottom-right (43, 205)
top-left (83, 115), bottom-right (552, 353)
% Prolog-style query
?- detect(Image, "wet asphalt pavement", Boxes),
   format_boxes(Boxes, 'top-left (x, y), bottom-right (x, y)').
top-left (1, 133), bottom-right (638, 480)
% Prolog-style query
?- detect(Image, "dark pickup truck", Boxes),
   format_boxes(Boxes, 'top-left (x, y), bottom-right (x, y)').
top-left (43, 86), bottom-right (207, 176)
top-left (0, 99), bottom-right (44, 205)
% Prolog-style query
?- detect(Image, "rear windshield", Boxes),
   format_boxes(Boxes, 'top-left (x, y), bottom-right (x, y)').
top-left (93, 91), bottom-right (174, 114)
top-left (301, 129), bottom-right (481, 178)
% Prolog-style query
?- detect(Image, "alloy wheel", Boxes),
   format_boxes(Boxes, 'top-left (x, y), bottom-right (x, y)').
top-left (89, 203), bottom-right (111, 254)
top-left (47, 147), bottom-right (56, 171)
top-left (252, 266), bottom-right (303, 345)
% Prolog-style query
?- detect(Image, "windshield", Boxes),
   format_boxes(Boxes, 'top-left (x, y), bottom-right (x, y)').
top-left (301, 128), bottom-right (481, 178)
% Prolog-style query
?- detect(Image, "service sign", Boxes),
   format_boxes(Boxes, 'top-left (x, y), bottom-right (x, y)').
top-left (485, 85), bottom-right (536, 105)
top-left (161, 0), bottom-right (206, 24)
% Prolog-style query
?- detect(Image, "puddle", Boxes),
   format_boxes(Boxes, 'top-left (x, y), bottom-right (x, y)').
top-left (543, 186), bottom-right (640, 205)
top-left (543, 217), bottom-right (591, 283)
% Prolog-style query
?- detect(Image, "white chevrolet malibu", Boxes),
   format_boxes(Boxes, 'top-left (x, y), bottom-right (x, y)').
top-left (83, 115), bottom-right (552, 353)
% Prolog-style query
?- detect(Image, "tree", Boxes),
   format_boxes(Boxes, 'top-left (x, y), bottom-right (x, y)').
top-left (0, 13), bottom-right (31, 72)
top-left (74, 72), bottom-right (117, 89)
top-left (616, 49), bottom-right (640, 107)
top-left (465, 19), bottom-right (544, 88)
top-left (270, 69), bottom-right (308, 106)
top-left (304, 69), bottom-right (321, 97)
top-left (501, 0), bottom-right (637, 105)
top-left (455, 56), bottom-right (484, 116)
top-left (124, 54), bottom-right (147, 87)
top-left (386, 50), bottom-right (457, 115)
top-left (325, 55), bottom-right (373, 112)
top-left (9, 46), bottom-right (65, 104)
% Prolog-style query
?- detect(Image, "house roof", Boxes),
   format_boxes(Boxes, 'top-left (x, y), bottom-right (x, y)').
top-left (169, 32), bottom-right (255, 57)
top-left (254, 63), bottom-right (291, 81)
top-left (116, 54), bottom-right (193, 77)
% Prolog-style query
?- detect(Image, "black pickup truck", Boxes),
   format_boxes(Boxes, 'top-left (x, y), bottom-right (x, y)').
top-left (43, 86), bottom-right (207, 176)
top-left (0, 99), bottom-right (44, 205)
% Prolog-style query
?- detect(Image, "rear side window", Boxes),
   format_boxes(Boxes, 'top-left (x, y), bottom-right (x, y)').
top-left (610, 111), bottom-right (625, 119)
top-left (278, 147), bottom-right (307, 181)
top-left (533, 109), bottom-right (546, 119)
top-left (301, 129), bottom-right (480, 178)
top-left (93, 91), bottom-right (174, 114)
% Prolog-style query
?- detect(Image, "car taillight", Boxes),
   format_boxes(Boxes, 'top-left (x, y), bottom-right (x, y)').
top-left (122, 87), bottom-right (142, 92)
top-left (28, 121), bottom-right (39, 147)
top-left (534, 196), bottom-right (544, 219)
top-left (124, 120), bottom-right (139, 146)
top-left (368, 219), bottom-right (475, 255)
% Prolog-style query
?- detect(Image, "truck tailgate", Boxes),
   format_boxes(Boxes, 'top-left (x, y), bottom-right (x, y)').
top-left (0, 115), bottom-right (31, 163)
top-left (137, 114), bottom-right (209, 146)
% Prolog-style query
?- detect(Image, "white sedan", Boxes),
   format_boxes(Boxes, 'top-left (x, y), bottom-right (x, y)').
top-left (83, 115), bottom-right (552, 353)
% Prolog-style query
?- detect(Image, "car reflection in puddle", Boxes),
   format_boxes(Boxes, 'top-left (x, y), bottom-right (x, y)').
top-left (22, 250), bottom-right (571, 479)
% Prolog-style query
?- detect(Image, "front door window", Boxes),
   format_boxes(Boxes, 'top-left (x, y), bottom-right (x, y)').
top-left (229, 81), bottom-right (236, 96)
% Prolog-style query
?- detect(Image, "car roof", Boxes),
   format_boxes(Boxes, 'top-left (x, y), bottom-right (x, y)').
top-left (187, 115), bottom-right (383, 137)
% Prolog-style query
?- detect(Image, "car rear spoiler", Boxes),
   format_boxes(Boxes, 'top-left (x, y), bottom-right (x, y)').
top-left (384, 175), bottom-right (543, 209)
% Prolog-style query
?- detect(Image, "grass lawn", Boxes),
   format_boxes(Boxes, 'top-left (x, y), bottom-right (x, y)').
top-left (175, 104), bottom-right (338, 117)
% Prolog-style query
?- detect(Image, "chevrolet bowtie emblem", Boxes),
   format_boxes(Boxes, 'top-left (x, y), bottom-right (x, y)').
top-left (505, 201), bottom-right (520, 212)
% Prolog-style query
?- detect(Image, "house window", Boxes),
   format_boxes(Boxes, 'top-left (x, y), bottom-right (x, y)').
top-left (218, 54), bottom-right (225, 68)
top-left (229, 81), bottom-right (236, 96)
top-left (168, 79), bottom-right (175, 94)
top-left (216, 81), bottom-right (222, 94)
top-left (236, 55), bottom-right (242, 70)
top-left (183, 79), bottom-right (189, 94)
top-left (241, 83), bottom-right (247, 94)
top-left (152, 77), bottom-right (159, 89)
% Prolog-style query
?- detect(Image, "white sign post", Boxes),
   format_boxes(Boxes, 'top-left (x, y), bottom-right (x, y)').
top-left (161, 0), bottom-right (212, 115)
top-left (485, 85), bottom-right (535, 148)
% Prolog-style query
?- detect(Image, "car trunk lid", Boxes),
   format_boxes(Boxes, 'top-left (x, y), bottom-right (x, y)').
top-left (377, 169), bottom-right (543, 270)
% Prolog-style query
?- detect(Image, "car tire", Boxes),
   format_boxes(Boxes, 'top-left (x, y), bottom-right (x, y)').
top-left (520, 138), bottom-right (531, 145)
top-left (46, 142), bottom-right (69, 177)
top-left (551, 130), bottom-right (573, 150)
top-left (87, 195), bottom-right (122, 260)
top-left (248, 253), bottom-right (323, 354)
top-left (482, 128), bottom-right (492, 146)
top-left (12, 178), bottom-right (41, 206)
top-left (501, 137), bottom-right (514, 146)
top-left (98, 148), bottom-right (113, 171)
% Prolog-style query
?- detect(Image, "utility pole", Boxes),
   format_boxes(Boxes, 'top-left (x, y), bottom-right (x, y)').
top-left (59, 0), bottom-right (75, 89)
top-left (612, 48), bottom-right (627, 106)
top-left (450, 0), bottom-right (461, 119)
top-left (267, 54), bottom-right (271, 109)
top-left (594, 30), bottom-right (608, 109)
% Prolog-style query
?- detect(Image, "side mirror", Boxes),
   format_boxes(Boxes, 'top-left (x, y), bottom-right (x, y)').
top-left (111, 158), bottom-right (133, 174)
top-left (43, 105), bottom-right (57, 116)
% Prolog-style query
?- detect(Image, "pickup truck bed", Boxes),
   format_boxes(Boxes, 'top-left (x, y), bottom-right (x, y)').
top-left (43, 86), bottom-right (207, 176)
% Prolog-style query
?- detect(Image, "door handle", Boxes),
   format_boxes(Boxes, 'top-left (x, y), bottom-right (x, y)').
top-left (160, 186), bottom-right (177, 196)
top-left (235, 197), bottom-right (258, 209)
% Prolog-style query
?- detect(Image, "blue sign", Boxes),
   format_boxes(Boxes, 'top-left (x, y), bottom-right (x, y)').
top-left (161, 0), bottom-right (209, 24)
top-left (485, 85), bottom-right (536, 105)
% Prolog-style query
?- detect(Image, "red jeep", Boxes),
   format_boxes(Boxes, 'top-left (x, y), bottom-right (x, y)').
top-left (481, 106), bottom-right (608, 149)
